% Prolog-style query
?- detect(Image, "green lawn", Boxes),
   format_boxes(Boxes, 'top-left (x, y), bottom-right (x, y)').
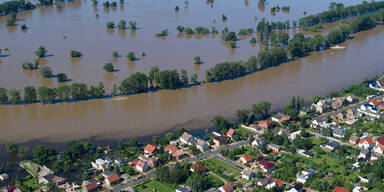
top-left (134, 180), bottom-right (175, 192)
top-left (207, 174), bottom-right (224, 188)
top-left (202, 158), bottom-right (241, 182)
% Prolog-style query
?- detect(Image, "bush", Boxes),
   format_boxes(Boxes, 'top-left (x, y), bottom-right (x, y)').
top-left (156, 29), bottom-right (168, 37)
top-left (20, 24), bottom-right (27, 30)
top-left (106, 21), bottom-right (115, 29)
top-left (39, 66), bottom-right (52, 78)
top-left (194, 56), bottom-right (201, 64)
top-left (118, 20), bottom-right (126, 30)
top-left (126, 52), bottom-right (136, 61)
top-left (112, 51), bottom-right (119, 58)
top-left (70, 50), bottom-right (82, 58)
top-left (103, 63), bottom-right (114, 72)
top-left (57, 73), bottom-right (67, 82)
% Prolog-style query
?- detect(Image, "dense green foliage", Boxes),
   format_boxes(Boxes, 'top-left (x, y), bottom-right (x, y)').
top-left (156, 29), bottom-right (168, 37)
top-left (194, 56), bottom-right (201, 64)
top-left (22, 60), bottom-right (39, 70)
top-left (35, 45), bottom-right (47, 58)
top-left (9, 88), bottom-right (21, 104)
top-left (56, 73), bottom-right (67, 82)
top-left (119, 72), bottom-right (148, 94)
top-left (222, 31), bottom-right (237, 41)
top-left (299, 1), bottom-right (384, 27)
top-left (0, 0), bottom-right (35, 15)
top-left (118, 20), bottom-right (126, 30)
top-left (33, 145), bottom-right (56, 165)
top-left (103, 63), bottom-right (114, 72)
top-left (70, 50), bottom-right (82, 58)
top-left (106, 21), bottom-right (115, 29)
top-left (0, 88), bottom-right (8, 104)
top-left (24, 86), bottom-right (37, 103)
top-left (126, 52), bottom-right (136, 61)
top-left (39, 66), bottom-right (52, 78)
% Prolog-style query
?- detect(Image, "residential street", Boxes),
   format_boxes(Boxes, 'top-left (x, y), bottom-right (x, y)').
top-left (111, 140), bottom-right (248, 191)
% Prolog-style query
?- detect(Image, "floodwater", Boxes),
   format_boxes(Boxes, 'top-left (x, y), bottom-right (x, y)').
top-left (0, 0), bottom-right (383, 147)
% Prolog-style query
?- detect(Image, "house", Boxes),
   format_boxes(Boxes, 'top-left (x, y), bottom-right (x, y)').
top-left (266, 179), bottom-right (278, 190)
top-left (226, 128), bottom-right (235, 138)
top-left (288, 130), bottom-right (301, 141)
top-left (373, 137), bottom-right (384, 154)
top-left (165, 145), bottom-right (179, 154)
top-left (267, 144), bottom-right (281, 153)
top-left (196, 139), bottom-right (209, 152)
top-left (297, 149), bottom-right (314, 158)
top-left (259, 120), bottom-right (273, 129)
top-left (332, 128), bottom-right (344, 138)
top-left (256, 177), bottom-right (271, 187)
top-left (349, 136), bottom-right (359, 146)
top-left (346, 109), bottom-right (356, 120)
top-left (218, 184), bottom-right (233, 192)
top-left (346, 95), bottom-right (356, 103)
top-left (2, 186), bottom-right (23, 192)
top-left (91, 159), bottom-right (110, 172)
top-left (213, 136), bottom-right (228, 147)
top-left (332, 97), bottom-right (345, 109)
top-left (256, 157), bottom-right (276, 172)
top-left (0, 173), bottom-right (9, 181)
top-left (286, 185), bottom-right (303, 192)
top-left (173, 150), bottom-right (186, 160)
top-left (252, 137), bottom-right (265, 148)
top-left (82, 179), bottom-right (99, 192)
top-left (176, 186), bottom-right (191, 192)
top-left (39, 174), bottom-right (66, 186)
top-left (312, 99), bottom-right (332, 113)
top-left (240, 154), bottom-right (253, 164)
top-left (241, 168), bottom-right (255, 180)
top-left (278, 129), bottom-right (291, 136)
top-left (105, 173), bottom-right (120, 186)
top-left (135, 160), bottom-right (149, 172)
top-left (358, 148), bottom-right (371, 159)
top-left (247, 124), bottom-right (265, 134)
top-left (332, 112), bottom-right (345, 120)
top-left (180, 132), bottom-right (196, 145)
top-left (321, 141), bottom-right (340, 151)
top-left (190, 164), bottom-right (207, 172)
top-left (275, 179), bottom-right (285, 189)
top-left (272, 113), bottom-right (291, 125)
top-left (144, 144), bottom-right (157, 157)
top-left (334, 186), bottom-right (350, 192)
top-left (360, 104), bottom-right (378, 113)
top-left (296, 169), bottom-right (317, 183)
top-left (138, 154), bottom-right (158, 168)
top-left (358, 136), bottom-right (375, 149)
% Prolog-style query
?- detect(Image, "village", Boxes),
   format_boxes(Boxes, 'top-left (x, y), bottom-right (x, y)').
top-left (1, 77), bottom-right (384, 192)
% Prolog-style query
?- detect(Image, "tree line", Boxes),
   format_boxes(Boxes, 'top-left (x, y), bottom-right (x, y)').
top-left (205, 12), bottom-right (381, 82)
top-left (299, 1), bottom-right (384, 27)
top-left (0, 0), bottom-right (35, 16)
top-left (0, 67), bottom-right (199, 105)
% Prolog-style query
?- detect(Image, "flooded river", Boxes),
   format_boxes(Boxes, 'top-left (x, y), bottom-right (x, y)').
top-left (0, 0), bottom-right (383, 148)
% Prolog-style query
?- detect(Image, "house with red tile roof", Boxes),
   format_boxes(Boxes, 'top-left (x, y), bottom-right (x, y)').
top-left (255, 157), bottom-right (276, 173)
top-left (165, 145), bottom-right (178, 154)
top-left (272, 113), bottom-right (291, 125)
top-left (275, 179), bottom-right (284, 188)
top-left (226, 128), bottom-right (235, 138)
top-left (82, 179), bottom-right (99, 192)
top-left (105, 173), bottom-right (120, 186)
top-left (190, 164), bottom-right (207, 172)
top-left (259, 120), bottom-right (273, 129)
top-left (240, 154), bottom-right (253, 164)
top-left (358, 136), bottom-right (375, 149)
top-left (374, 137), bottom-right (384, 155)
top-left (218, 183), bottom-right (234, 192)
top-left (173, 149), bottom-right (186, 160)
top-left (333, 186), bottom-right (350, 192)
top-left (136, 160), bottom-right (149, 172)
top-left (144, 144), bottom-right (158, 157)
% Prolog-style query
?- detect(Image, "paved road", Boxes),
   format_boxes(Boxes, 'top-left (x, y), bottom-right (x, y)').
top-left (111, 140), bottom-right (248, 191)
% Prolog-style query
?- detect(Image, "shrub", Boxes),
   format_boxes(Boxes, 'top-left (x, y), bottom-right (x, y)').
top-left (70, 50), bottom-right (82, 58)
top-left (21, 24), bottom-right (27, 30)
top-left (57, 73), bottom-right (67, 82)
top-left (103, 63), bottom-right (114, 72)
top-left (126, 52), bottom-right (136, 61)
top-left (106, 21), bottom-right (115, 29)
top-left (194, 56), bottom-right (201, 64)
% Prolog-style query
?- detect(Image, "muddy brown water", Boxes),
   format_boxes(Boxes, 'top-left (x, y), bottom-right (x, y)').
top-left (0, 0), bottom-right (383, 155)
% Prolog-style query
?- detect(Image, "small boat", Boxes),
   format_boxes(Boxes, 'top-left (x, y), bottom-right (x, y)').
top-left (331, 45), bottom-right (345, 49)
top-left (112, 97), bottom-right (128, 101)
